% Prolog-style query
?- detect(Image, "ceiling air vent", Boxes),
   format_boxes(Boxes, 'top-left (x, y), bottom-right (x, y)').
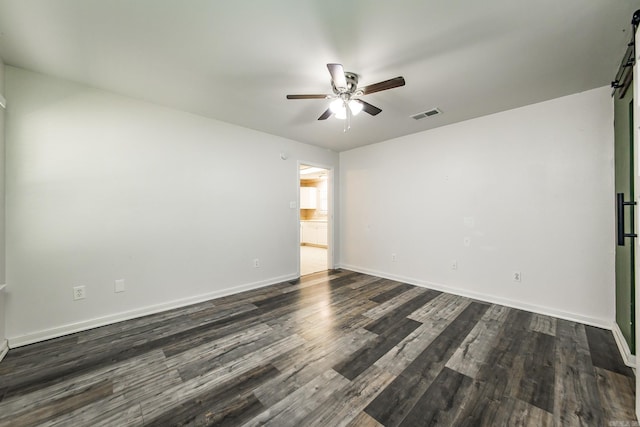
top-left (411, 108), bottom-right (442, 120)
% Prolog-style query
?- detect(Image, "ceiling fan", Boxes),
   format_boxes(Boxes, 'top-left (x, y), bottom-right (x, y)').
top-left (286, 63), bottom-right (405, 130)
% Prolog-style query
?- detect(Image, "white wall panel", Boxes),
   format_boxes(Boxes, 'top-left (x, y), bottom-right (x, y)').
top-left (340, 86), bottom-right (614, 326)
top-left (5, 67), bottom-right (339, 345)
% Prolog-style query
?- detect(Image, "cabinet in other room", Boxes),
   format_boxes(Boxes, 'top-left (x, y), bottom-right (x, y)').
top-left (316, 222), bottom-right (328, 246)
top-left (300, 187), bottom-right (317, 209)
top-left (301, 221), bottom-right (327, 247)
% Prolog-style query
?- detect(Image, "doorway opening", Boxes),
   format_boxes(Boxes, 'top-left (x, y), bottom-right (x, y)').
top-left (299, 164), bottom-right (330, 276)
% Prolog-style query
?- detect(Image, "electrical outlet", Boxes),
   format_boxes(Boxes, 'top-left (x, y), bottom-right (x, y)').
top-left (391, 253), bottom-right (397, 262)
top-left (73, 286), bottom-right (86, 300)
top-left (253, 258), bottom-right (260, 268)
top-left (513, 271), bottom-right (522, 283)
top-left (463, 237), bottom-right (471, 247)
top-left (115, 279), bottom-right (125, 293)
top-left (451, 260), bottom-right (458, 270)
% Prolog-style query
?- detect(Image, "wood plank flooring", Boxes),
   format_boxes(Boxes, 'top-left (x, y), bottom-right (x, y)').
top-left (0, 269), bottom-right (635, 426)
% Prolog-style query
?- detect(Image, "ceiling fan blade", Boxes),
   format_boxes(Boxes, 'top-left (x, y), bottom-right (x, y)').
top-left (359, 100), bottom-right (382, 116)
top-left (361, 76), bottom-right (405, 95)
top-left (327, 63), bottom-right (347, 90)
top-left (286, 94), bottom-right (329, 99)
top-left (318, 108), bottom-right (332, 120)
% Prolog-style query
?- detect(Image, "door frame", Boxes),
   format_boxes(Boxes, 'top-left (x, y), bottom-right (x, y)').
top-left (297, 160), bottom-right (334, 277)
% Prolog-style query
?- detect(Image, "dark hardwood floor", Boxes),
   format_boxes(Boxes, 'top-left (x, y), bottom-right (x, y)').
top-left (0, 269), bottom-right (635, 426)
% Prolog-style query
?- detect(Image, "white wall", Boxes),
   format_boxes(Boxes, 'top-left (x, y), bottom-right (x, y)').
top-left (5, 66), bottom-right (339, 346)
top-left (0, 57), bottom-right (5, 286)
top-left (0, 56), bottom-right (6, 360)
top-left (340, 86), bottom-right (615, 326)
top-left (3, 65), bottom-right (615, 346)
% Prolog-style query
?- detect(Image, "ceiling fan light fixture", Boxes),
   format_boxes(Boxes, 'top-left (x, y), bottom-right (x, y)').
top-left (349, 100), bottom-right (363, 116)
top-left (286, 63), bottom-right (406, 127)
top-left (329, 99), bottom-right (345, 114)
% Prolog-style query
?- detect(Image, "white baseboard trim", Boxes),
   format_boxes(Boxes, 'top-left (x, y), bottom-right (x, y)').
top-left (8, 273), bottom-right (299, 348)
top-left (0, 340), bottom-right (7, 362)
top-left (611, 321), bottom-right (637, 368)
top-left (340, 264), bottom-right (612, 329)
top-left (0, 284), bottom-right (6, 361)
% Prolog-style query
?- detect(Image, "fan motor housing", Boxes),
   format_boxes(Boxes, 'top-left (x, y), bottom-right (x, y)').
top-left (332, 72), bottom-right (359, 95)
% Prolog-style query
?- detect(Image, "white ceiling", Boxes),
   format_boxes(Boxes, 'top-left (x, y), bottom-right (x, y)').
top-left (0, 1), bottom-right (638, 152)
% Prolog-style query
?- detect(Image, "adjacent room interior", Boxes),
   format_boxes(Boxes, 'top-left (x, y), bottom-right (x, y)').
top-left (0, 1), bottom-right (639, 426)
top-left (299, 164), bottom-right (329, 276)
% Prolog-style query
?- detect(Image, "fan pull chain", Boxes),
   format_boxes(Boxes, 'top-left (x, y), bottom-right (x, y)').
top-left (344, 100), bottom-right (351, 132)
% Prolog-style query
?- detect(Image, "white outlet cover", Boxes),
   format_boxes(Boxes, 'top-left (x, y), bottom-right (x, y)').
top-left (115, 279), bottom-right (125, 293)
top-left (463, 237), bottom-right (471, 247)
top-left (451, 260), bottom-right (458, 270)
top-left (289, 201), bottom-right (296, 209)
top-left (73, 286), bottom-right (86, 300)
top-left (513, 272), bottom-right (522, 282)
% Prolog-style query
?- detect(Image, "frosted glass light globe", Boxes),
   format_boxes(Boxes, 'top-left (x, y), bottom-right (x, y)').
top-left (330, 99), bottom-right (345, 114)
top-left (349, 100), bottom-right (363, 116)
